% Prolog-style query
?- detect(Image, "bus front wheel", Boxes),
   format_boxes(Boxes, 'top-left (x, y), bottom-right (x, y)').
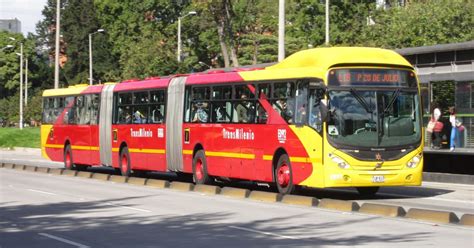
top-left (193, 150), bottom-right (212, 184)
top-left (274, 154), bottom-right (295, 195)
top-left (120, 147), bottom-right (131, 177)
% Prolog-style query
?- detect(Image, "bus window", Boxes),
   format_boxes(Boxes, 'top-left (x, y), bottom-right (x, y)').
top-left (64, 96), bottom-right (75, 124)
top-left (150, 104), bottom-right (164, 123)
top-left (117, 106), bottom-right (132, 124)
top-left (150, 90), bottom-right (165, 103)
top-left (256, 102), bottom-right (267, 124)
top-left (133, 105), bottom-right (148, 124)
top-left (295, 82), bottom-right (309, 125)
top-left (90, 94), bottom-right (100, 125)
top-left (212, 101), bottom-right (232, 123)
top-left (257, 83), bottom-right (271, 99)
top-left (134, 91), bottom-right (149, 104)
top-left (272, 82), bottom-right (295, 123)
top-left (119, 93), bottom-right (132, 105)
top-left (193, 87), bottom-right (211, 100)
top-left (235, 84), bottom-right (255, 99)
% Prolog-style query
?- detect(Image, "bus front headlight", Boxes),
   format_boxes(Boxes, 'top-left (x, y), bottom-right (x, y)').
top-left (329, 153), bottom-right (349, 169)
top-left (407, 154), bottom-right (422, 168)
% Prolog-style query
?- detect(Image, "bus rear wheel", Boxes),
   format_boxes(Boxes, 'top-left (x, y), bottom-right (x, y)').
top-left (356, 187), bottom-right (380, 197)
top-left (193, 150), bottom-right (212, 184)
top-left (64, 145), bottom-right (75, 170)
top-left (120, 147), bottom-right (131, 177)
top-left (274, 154), bottom-right (295, 195)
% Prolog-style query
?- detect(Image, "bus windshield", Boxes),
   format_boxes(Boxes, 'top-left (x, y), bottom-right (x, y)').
top-left (327, 89), bottom-right (421, 148)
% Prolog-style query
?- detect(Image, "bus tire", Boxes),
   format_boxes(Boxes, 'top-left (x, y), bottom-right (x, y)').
top-left (274, 154), bottom-right (295, 195)
top-left (64, 145), bottom-right (76, 170)
top-left (119, 147), bottom-right (131, 177)
top-left (193, 150), bottom-right (212, 184)
top-left (356, 187), bottom-right (379, 197)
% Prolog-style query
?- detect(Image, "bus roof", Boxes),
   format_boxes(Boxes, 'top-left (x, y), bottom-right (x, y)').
top-left (42, 84), bottom-right (90, 97)
top-left (239, 47), bottom-right (413, 81)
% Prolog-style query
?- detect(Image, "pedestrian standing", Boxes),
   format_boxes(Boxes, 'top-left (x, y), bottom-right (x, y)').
top-left (432, 106), bottom-right (443, 149)
top-left (449, 106), bottom-right (457, 151)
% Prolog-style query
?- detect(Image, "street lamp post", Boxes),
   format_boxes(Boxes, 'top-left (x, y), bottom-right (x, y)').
top-left (325, 0), bottom-right (330, 45)
top-left (54, 0), bottom-right (60, 89)
top-left (89, 29), bottom-right (105, 85)
top-left (177, 11), bottom-right (197, 62)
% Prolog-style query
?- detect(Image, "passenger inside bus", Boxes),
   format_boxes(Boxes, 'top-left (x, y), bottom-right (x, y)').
top-left (133, 109), bottom-right (146, 123)
top-left (192, 102), bottom-right (209, 123)
top-left (236, 94), bottom-right (249, 123)
top-left (151, 106), bottom-right (164, 123)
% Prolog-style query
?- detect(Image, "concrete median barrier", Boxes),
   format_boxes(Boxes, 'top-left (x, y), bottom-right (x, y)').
top-left (219, 187), bottom-right (250, 198)
top-left (3, 163), bottom-right (14, 169)
top-left (62, 170), bottom-right (77, 176)
top-left (248, 191), bottom-right (281, 203)
top-left (359, 203), bottom-right (406, 217)
top-left (318, 199), bottom-right (360, 212)
top-left (24, 165), bottom-right (37, 172)
top-left (460, 214), bottom-right (474, 226)
top-left (109, 175), bottom-right (127, 183)
top-left (14, 164), bottom-right (25, 170)
top-left (127, 177), bottom-right (147, 186)
top-left (146, 179), bottom-right (170, 188)
top-left (193, 184), bottom-right (221, 195)
top-left (49, 168), bottom-right (64, 175)
top-left (91, 173), bottom-right (110, 181)
top-left (406, 208), bottom-right (459, 224)
top-left (76, 171), bottom-right (92, 178)
top-left (281, 195), bottom-right (319, 207)
top-left (169, 181), bottom-right (194, 191)
top-left (36, 167), bottom-right (50, 173)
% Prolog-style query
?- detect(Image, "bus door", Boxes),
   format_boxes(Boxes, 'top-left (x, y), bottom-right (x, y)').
top-left (166, 77), bottom-right (186, 171)
top-left (71, 95), bottom-right (92, 165)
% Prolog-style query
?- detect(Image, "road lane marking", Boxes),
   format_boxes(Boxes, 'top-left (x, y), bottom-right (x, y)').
top-left (27, 189), bottom-right (58, 195)
top-left (229, 226), bottom-right (298, 240)
top-left (38, 233), bottom-right (90, 248)
top-left (104, 202), bottom-right (152, 213)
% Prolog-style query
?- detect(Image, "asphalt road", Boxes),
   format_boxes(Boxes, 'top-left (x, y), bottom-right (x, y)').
top-left (1, 168), bottom-right (473, 248)
top-left (1, 148), bottom-right (473, 217)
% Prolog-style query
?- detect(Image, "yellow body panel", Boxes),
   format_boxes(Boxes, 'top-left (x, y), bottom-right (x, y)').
top-left (40, 124), bottom-right (53, 160)
top-left (42, 84), bottom-right (89, 97)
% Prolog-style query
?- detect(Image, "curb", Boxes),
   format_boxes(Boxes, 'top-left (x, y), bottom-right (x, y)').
top-left (220, 187), bottom-right (250, 198)
top-left (146, 179), bottom-right (170, 188)
top-left (460, 214), bottom-right (474, 226)
top-left (169, 181), bottom-right (194, 191)
top-left (248, 191), bottom-right (281, 203)
top-left (3, 165), bottom-right (474, 227)
top-left (318, 199), bottom-right (360, 212)
top-left (406, 208), bottom-right (459, 224)
top-left (281, 195), bottom-right (319, 207)
top-left (423, 172), bottom-right (474, 185)
top-left (193, 184), bottom-right (221, 195)
top-left (91, 173), bottom-right (110, 181)
top-left (127, 177), bottom-right (147, 186)
top-left (359, 203), bottom-right (406, 217)
top-left (109, 175), bottom-right (127, 183)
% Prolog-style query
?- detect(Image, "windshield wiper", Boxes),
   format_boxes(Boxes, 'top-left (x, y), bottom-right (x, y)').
top-left (383, 89), bottom-right (401, 114)
top-left (350, 89), bottom-right (373, 114)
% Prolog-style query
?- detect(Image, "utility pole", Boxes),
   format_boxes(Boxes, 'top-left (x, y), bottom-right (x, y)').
top-left (54, 0), bottom-right (60, 89)
top-left (278, 0), bottom-right (285, 61)
top-left (25, 58), bottom-right (28, 106)
top-left (19, 43), bottom-right (23, 129)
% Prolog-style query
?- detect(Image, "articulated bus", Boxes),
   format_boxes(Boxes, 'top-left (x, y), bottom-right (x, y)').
top-left (41, 47), bottom-right (423, 195)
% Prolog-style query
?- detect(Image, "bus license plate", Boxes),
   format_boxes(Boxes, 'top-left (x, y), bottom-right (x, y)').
top-left (372, 175), bottom-right (385, 183)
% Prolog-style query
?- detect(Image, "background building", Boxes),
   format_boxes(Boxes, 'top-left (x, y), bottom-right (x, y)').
top-left (0, 18), bottom-right (22, 33)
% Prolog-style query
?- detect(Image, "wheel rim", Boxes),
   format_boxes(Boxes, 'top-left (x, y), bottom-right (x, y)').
top-left (121, 154), bottom-right (128, 175)
top-left (195, 158), bottom-right (203, 181)
top-left (65, 151), bottom-right (71, 169)
top-left (277, 164), bottom-right (290, 188)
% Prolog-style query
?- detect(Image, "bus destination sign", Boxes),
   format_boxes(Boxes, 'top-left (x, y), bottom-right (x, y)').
top-left (329, 69), bottom-right (416, 87)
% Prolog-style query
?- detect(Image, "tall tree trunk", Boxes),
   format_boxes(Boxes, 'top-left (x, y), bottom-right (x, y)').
top-left (216, 23), bottom-right (230, 68)
top-left (252, 36), bottom-right (258, 65)
top-left (223, 0), bottom-right (239, 67)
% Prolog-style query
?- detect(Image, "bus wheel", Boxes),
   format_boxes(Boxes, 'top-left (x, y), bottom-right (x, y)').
top-left (193, 150), bottom-right (212, 184)
top-left (275, 154), bottom-right (295, 195)
top-left (356, 187), bottom-right (380, 197)
top-left (120, 147), bottom-right (131, 177)
top-left (64, 145), bottom-right (75, 170)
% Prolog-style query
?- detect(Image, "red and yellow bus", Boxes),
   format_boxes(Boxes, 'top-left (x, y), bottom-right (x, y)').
top-left (41, 47), bottom-right (424, 195)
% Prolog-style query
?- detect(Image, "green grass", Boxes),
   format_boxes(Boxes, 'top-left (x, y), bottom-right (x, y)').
top-left (0, 127), bottom-right (41, 148)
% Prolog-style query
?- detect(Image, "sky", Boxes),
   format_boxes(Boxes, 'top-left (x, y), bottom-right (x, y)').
top-left (0, 0), bottom-right (48, 35)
